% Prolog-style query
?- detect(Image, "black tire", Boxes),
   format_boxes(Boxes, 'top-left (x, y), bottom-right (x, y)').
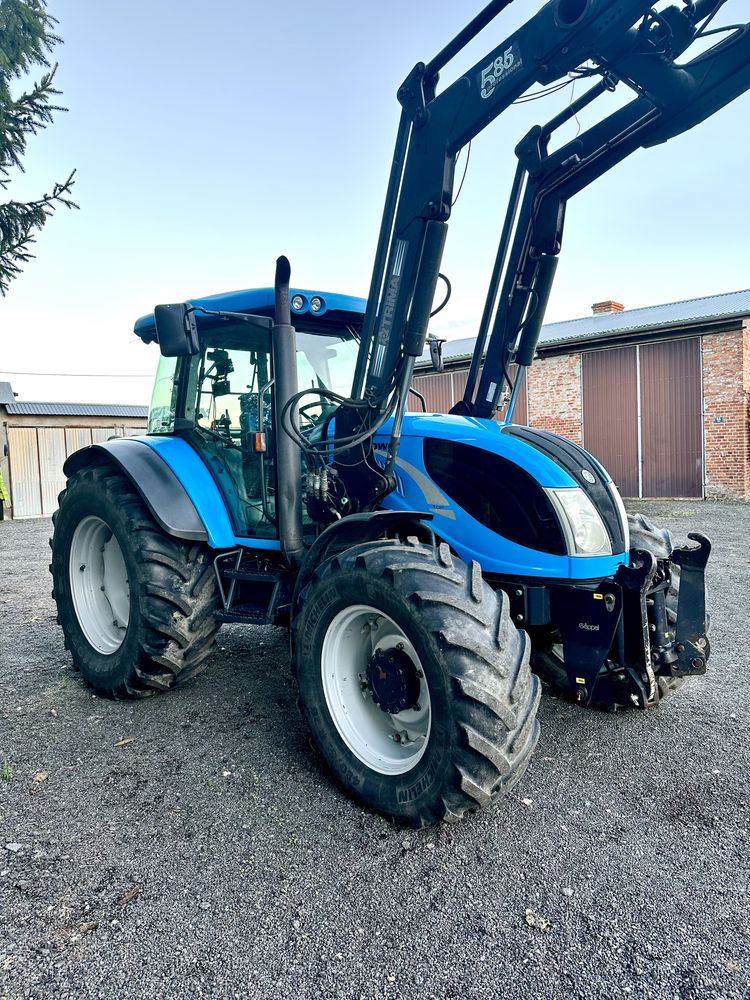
top-left (50, 465), bottom-right (220, 698)
top-left (292, 537), bottom-right (541, 827)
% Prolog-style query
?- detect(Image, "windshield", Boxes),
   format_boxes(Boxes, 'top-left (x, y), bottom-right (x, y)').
top-left (295, 329), bottom-right (358, 398)
top-left (191, 324), bottom-right (359, 434)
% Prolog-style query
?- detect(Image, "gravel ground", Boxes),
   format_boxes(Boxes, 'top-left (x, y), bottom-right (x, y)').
top-left (0, 501), bottom-right (747, 1000)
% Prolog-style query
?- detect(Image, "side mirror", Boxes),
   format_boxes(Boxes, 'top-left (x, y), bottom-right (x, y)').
top-left (427, 333), bottom-right (444, 373)
top-left (153, 303), bottom-right (200, 357)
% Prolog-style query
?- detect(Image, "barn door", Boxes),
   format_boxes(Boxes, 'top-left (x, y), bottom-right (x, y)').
top-left (7, 428), bottom-right (42, 518)
top-left (412, 367), bottom-right (527, 424)
top-left (583, 339), bottom-right (703, 498)
top-left (37, 428), bottom-right (67, 515)
top-left (582, 347), bottom-right (639, 497)
top-left (411, 372), bottom-right (454, 412)
top-left (640, 338), bottom-right (702, 498)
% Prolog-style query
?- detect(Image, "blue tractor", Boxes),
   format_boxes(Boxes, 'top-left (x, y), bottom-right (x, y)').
top-left (51, 0), bottom-right (746, 825)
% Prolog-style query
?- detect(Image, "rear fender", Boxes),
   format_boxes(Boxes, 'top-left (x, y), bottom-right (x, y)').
top-left (64, 437), bottom-right (210, 544)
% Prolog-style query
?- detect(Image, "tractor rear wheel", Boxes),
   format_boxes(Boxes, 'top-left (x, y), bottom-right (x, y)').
top-left (50, 465), bottom-right (220, 698)
top-left (292, 537), bottom-right (540, 826)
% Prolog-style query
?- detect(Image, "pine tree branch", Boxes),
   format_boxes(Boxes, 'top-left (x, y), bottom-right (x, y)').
top-left (0, 64), bottom-right (66, 183)
top-left (0, 0), bottom-right (60, 78)
top-left (0, 168), bottom-right (77, 294)
top-left (0, 1), bottom-right (76, 295)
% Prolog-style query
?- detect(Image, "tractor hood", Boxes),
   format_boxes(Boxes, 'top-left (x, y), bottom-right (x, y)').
top-left (376, 413), bottom-right (629, 581)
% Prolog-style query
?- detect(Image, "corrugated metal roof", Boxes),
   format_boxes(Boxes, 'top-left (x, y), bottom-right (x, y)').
top-left (418, 288), bottom-right (750, 368)
top-left (0, 381), bottom-right (15, 405)
top-left (3, 401), bottom-right (148, 418)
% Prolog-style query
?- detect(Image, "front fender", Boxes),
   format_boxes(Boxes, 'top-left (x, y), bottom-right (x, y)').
top-left (291, 509), bottom-right (435, 609)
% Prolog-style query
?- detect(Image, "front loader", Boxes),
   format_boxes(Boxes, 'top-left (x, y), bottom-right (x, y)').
top-left (51, 0), bottom-right (746, 825)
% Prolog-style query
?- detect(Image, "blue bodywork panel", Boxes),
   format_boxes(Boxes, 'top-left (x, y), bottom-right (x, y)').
top-left (134, 287), bottom-right (367, 341)
top-left (133, 414), bottom-right (624, 582)
top-left (133, 435), bottom-right (282, 552)
top-left (376, 414), bottom-right (626, 581)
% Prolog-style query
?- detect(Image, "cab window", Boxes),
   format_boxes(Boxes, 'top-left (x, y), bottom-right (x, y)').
top-left (190, 324), bottom-right (276, 538)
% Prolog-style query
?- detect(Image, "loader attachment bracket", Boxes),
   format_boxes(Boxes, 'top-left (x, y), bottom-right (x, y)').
top-left (670, 532), bottom-right (711, 677)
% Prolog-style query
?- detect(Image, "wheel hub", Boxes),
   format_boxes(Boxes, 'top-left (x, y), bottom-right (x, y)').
top-left (320, 603), bottom-right (431, 775)
top-left (69, 515), bottom-right (130, 655)
top-left (367, 647), bottom-right (421, 715)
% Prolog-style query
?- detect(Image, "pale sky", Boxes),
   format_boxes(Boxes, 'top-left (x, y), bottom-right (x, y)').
top-left (1, 0), bottom-right (748, 405)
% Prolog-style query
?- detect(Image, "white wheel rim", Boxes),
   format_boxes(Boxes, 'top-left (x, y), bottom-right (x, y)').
top-left (69, 515), bottom-right (130, 654)
top-left (321, 604), bottom-right (431, 776)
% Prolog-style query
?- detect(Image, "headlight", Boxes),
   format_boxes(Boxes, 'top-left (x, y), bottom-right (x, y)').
top-left (546, 488), bottom-right (612, 556)
top-left (291, 294), bottom-right (305, 311)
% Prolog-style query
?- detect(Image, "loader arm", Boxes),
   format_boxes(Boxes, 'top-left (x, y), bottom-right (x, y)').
top-left (333, 0), bottom-right (748, 504)
top-left (353, 0), bottom-right (654, 402)
top-left (470, 11), bottom-right (750, 417)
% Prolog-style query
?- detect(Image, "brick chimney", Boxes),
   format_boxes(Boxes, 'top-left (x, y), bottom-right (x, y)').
top-left (592, 299), bottom-right (624, 315)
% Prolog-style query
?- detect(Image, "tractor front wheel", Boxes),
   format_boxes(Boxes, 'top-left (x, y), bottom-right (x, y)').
top-left (50, 465), bottom-right (220, 698)
top-left (292, 538), bottom-right (540, 826)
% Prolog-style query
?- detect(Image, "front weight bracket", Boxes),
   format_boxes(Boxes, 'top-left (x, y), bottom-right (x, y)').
top-left (671, 532), bottom-right (711, 677)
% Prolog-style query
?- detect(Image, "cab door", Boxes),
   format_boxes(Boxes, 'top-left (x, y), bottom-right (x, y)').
top-left (188, 323), bottom-right (277, 538)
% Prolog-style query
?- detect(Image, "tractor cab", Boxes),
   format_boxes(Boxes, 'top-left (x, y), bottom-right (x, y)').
top-left (135, 287), bottom-right (364, 539)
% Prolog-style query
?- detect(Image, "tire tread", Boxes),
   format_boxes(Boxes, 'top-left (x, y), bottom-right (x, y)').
top-left (50, 466), bottom-right (220, 698)
top-left (292, 538), bottom-right (540, 826)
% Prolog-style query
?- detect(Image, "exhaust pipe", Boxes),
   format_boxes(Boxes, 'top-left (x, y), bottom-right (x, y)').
top-left (272, 255), bottom-right (304, 567)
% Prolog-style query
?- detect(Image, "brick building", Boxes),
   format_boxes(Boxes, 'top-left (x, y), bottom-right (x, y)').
top-left (413, 290), bottom-right (750, 500)
top-left (0, 382), bottom-right (147, 519)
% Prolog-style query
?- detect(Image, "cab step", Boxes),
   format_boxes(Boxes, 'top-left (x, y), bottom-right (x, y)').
top-left (215, 605), bottom-right (271, 625)
top-left (213, 551), bottom-right (292, 626)
top-left (221, 568), bottom-right (281, 583)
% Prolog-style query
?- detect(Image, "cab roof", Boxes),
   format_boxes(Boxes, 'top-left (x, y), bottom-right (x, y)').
top-left (134, 287), bottom-right (367, 343)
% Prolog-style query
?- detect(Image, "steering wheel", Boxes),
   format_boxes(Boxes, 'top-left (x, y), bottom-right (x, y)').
top-left (297, 401), bottom-right (324, 432)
